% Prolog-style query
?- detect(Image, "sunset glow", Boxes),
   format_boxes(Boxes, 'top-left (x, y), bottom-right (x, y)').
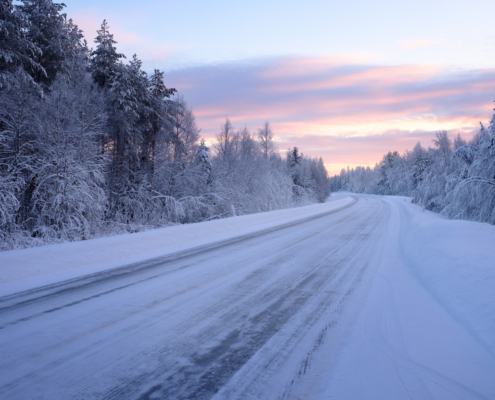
top-left (160, 58), bottom-right (495, 174)
top-left (65, 0), bottom-right (495, 176)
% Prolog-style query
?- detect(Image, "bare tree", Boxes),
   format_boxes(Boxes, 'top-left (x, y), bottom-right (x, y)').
top-left (257, 121), bottom-right (275, 159)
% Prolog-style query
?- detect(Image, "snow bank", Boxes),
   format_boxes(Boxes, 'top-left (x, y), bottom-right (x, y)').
top-left (0, 197), bottom-right (354, 296)
top-left (326, 191), bottom-right (353, 202)
top-left (391, 197), bottom-right (495, 356)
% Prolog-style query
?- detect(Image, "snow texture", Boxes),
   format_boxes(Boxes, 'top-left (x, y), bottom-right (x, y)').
top-left (0, 197), bottom-right (353, 297)
top-left (1, 194), bottom-right (494, 399)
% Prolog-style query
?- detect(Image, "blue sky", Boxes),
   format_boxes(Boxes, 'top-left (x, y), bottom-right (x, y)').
top-left (64, 0), bottom-right (495, 174)
top-left (66, 0), bottom-right (495, 69)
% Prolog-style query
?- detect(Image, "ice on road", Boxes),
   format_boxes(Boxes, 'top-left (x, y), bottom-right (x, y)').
top-left (0, 195), bottom-right (494, 399)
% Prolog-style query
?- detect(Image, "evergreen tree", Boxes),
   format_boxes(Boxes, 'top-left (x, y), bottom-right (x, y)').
top-left (288, 147), bottom-right (301, 168)
top-left (288, 146), bottom-right (303, 188)
top-left (18, 0), bottom-right (69, 85)
top-left (106, 55), bottom-right (147, 221)
top-left (0, 5), bottom-right (333, 249)
top-left (0, 0), bottom-right (42, 83)
top-left (90, 19), bottom-right (124, 88)
top-left (140, 68), bottom-right (176, 193)
top-left (194, 139), bottom-right (212, 191)
top-left (412, 144), bottom-right (431, 186)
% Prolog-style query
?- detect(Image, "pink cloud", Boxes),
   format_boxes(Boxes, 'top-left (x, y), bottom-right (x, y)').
top-left (166, 57), bottom-right (495, 175)
top-left (265, 63), bottom-right (441, 94)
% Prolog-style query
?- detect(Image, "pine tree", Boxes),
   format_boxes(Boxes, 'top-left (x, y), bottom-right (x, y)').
top-left (18, 0), bottom-right (69, 85)
top-left (194, 139), bottom-right (212, 190)
top-left (412, 145), bottom-right (431, 186)
top-left (90, 19), bottom-right (124, 88)
top-left (288, 147), bottom-right (302, 187)
top-left (140, 69), bottom-right (176, 193)
top-left (63, 18), bottom-right (86, 64)
top-left (0, 0), bottom-right (42, 83)
top-left (288, 147), bottom-right (301, 168)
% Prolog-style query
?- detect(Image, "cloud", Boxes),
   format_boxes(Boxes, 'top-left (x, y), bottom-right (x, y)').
top-left (163, 56), bottom-right (495, 175)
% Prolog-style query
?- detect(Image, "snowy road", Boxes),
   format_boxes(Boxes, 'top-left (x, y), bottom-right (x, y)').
top-left (1, 195), bottom-right (494, 399)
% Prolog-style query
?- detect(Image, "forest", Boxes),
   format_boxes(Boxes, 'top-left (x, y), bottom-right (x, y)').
top-left (331, 121), bottom-right (495, 224)
top-left (0, 0), bottom-right (330, 250)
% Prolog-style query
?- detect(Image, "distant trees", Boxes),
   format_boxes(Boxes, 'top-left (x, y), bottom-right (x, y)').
top-left (210, 121), bottom-right (329, 217)
top-left (0, 1), bottom-right (331, 250)
top-left (330, 110), bottom-right (495, 224)
top-left (285, 146), bottom-right (330, 203)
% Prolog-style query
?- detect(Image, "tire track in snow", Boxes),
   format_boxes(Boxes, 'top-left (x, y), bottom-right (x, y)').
top-left (211, 199), bottom-right (390, 400)
top-left (0, 201), bottom-right (363, 398)
top-left (0, 197), bottom-right (393, 399)
top-left (0, 198), bottom-right (358, 311)
top-left (0, 209), bottom-right (361, 374)
top-left (101, 199), bottom-right (382, 399)
top-left (109, 210), bottom-right (375, 399)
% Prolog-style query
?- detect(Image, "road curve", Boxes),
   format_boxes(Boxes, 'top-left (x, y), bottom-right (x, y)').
top-left (0, 196), bottom-right (390, 399)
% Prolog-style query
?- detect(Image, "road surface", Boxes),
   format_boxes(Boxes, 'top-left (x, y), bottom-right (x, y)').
top-left (1, 195), bottom-right (493, 399)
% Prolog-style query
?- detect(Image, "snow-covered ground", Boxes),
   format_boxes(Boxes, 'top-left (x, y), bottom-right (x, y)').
top-left (0, 197), bottom-right (354, 297)
top-left (0, 194), bottom-right (494, 399)
top-left (296, 195), bottom-right (495, 399)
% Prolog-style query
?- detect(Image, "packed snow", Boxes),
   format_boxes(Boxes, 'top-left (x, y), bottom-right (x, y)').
top-left (2, 2), bottom-right (494, 398)
top-left (302, 195), bottom-right (495, 399)
top-left (0, 197), bottom-right (354, 297)
top-left (1, 194), bottom-right (494, 399)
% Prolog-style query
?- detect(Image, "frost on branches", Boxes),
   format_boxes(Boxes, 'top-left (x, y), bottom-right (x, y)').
top-left (0, 1), bottom-right (331, 250)
top-left (331, 117), bottom-right (495, 224)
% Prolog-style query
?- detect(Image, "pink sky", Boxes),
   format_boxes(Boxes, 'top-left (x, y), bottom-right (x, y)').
top-left (65, 1), bottom-right (495, 177)
top-left (163, 57), bottom-right (495, 175)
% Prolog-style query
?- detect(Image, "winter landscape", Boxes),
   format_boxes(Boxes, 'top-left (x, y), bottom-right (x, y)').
top-left (1, 0), bottom-right (495, 399)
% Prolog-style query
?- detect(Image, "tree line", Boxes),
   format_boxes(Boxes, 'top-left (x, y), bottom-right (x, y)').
top-left (330, 114), bottom-right (495, 224)
top-left (0, 0), bottom-right (330, 250)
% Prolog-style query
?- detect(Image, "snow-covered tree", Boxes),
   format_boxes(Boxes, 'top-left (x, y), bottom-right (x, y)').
top-left (90, 20), bottom-right (124, 88)
top-left (443, 117), bottom-right (495, 223)
top-left (194, 139), bottom-right (212, 190)
top-left (331, 115), bottom-right (495, 225)
top-left (0, 68), bottom-right (38, 234)
top-left (30, 65), bottom-right (107, 241)
top-left (432, 130), bottom-right (453, 167)
top-left (214, 118), bottom-right (239, 166)
top-left (18, 0), bottom-right (70, 85)
top-left (258, 121), bottom-right (275, 159)
top-left (0, 0), bottom-right (42, 84)
top-left (412, 143), bottom-right (431, 186)
top-left (0, 7), bottom-right (332, 249)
